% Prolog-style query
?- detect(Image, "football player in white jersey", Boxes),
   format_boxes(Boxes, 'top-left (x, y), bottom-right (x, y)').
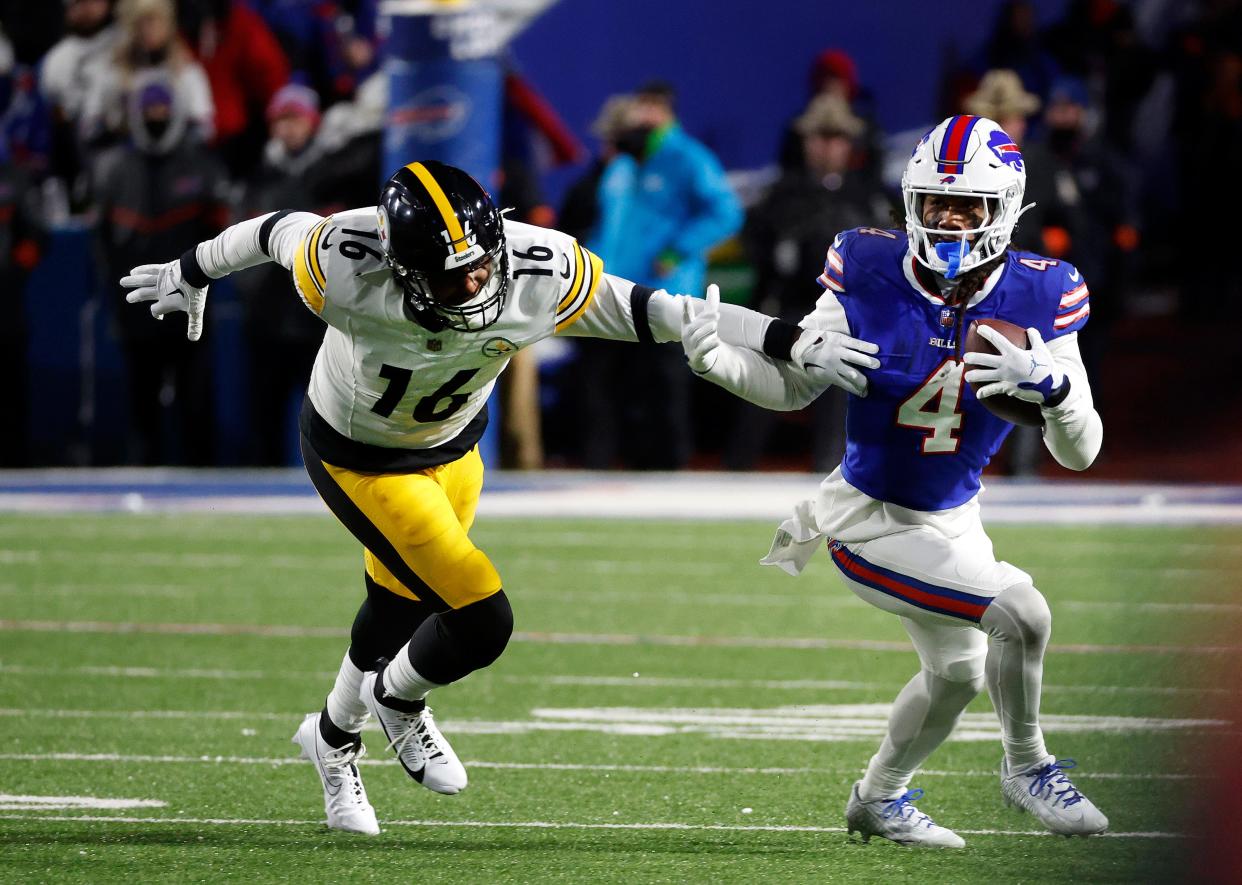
top-left (121, 160), bottom-right (777, 835)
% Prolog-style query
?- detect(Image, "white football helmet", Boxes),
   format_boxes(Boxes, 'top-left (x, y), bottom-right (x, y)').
top-left (901, 115), bottom-right (1032, 279)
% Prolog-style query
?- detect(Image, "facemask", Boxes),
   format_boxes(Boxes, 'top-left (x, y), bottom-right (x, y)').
top-left (1048, 125), bottom-right (1078, 155)
top-left (137, 46), bottom-right (170, 67)
top-left (615, 125), bottom-right (655, 159)
top-left (144, 118), bottom-right (170, 142)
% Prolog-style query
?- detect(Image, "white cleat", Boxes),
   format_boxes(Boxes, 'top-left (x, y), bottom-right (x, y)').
top-left (845, 782), bottom-right (966, 848)
top-left (291, 712), bottom-right (380, 835)
top-left (360, 668), bottom-right (468, 795)
top-left (1001, 756), bottom-right (1109, 836)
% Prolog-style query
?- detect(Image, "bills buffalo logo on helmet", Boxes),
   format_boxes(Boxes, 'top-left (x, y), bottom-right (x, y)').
top-left (986, 129), bottom-right (1024, 171)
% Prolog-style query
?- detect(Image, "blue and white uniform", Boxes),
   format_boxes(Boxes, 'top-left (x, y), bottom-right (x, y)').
top-left (828, 227), bottom-right (1088, 514)
top-left (739, 227), bottom-right (1101, 675)
top-left (690, 115), bottom-right (1110, 837)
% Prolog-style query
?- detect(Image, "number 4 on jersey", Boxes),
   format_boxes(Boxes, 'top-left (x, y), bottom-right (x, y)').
top-left (897, 359), bottom-right (965, 454)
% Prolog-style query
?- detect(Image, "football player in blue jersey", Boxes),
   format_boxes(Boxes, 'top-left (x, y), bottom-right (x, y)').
top-left (682, 115), bottom-right (1106, 846)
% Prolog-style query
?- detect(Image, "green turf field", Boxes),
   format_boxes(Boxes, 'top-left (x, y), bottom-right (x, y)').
top-left (1, 514), bottom-right (1236, 883)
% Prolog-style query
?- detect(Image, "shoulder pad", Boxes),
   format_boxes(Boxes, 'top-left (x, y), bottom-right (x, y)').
top-left (816, 227), bottom-right (902, 295)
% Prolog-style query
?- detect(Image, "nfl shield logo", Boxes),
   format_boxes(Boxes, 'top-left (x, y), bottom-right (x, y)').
top-left (940, 309), bottom-right (954, 327)
top-left (427, 339), bottom-right (442, 352)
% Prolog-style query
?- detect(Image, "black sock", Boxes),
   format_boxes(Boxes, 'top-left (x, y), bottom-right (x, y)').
top-left (318, 705), bottom-right (360, 748)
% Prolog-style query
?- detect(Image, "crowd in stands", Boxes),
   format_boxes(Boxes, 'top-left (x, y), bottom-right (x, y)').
top-left (1, 0), bottom-right (1239, 470)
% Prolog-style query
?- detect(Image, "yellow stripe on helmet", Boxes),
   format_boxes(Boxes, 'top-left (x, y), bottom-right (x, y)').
top-left (406, 162), bottom-right (468, 254)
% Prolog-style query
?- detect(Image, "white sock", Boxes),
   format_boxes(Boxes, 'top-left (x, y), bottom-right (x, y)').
top-left (858, 668), bottom-right (981, 801)
top-left (382, 645), bottom-right (443, 702)
top-left (324, 652), bottom-right (369, 733)
top-left (980, 584), bottom-right (1052, 774)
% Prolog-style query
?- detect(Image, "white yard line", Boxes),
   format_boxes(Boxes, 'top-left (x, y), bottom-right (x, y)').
top-left (0, 794), bottom-right (166, 810)
top-left (4, 580), bottom-right (1239, 615)
top-left (0, 705), bottom-right (1225, 742)
top-left (499, 674), bottom-right (1227, 697)
top-left (0, 751), bottom-right (1203, 781)
top-left (0, 547), bottom-right (1232, 579)
top-left (0, 812), bottom-right (1184, 838)
top-left (0, 664), bottom-right (1221, 697)
top-left (2, 519), bottom-right (1233, 554)
top-left (3, 618), bottom-right (1238, 654)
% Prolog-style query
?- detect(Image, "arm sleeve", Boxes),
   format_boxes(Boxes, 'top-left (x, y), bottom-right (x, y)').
top-left (696, 346), bottom-right (825, 411)
top-left (188, 210), bottom-right (323, 279)
top-left (559, 273), bottom-right (778, 350)
top-left (1040, 332), bottom-right (1102, 471)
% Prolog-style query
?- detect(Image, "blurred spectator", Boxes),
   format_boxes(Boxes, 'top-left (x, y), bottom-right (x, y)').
top-left (962, 69), bottom-right (1041, 145)
top-left (250, 0), bottom-right (378, 107)
top-left (1042, 0), bottom-right (1157, 152)
top-left (177, 0), bottom-right (289, 179)
top-left (92, 74), bottom-right (227, 464)
top-left (560, 94), bottom-right (632, 242)
top-left (778, 48), bottom-right (882, 182)
top-left (0, 28), bottom-right (52, 182)
top-left (312, 67), bottom-right (384, 207)
top-left (591, 80), bottom-right (742, 469)
top-left (79, 0), bottom-right (213, 151)
top-left (981, 1), bottom-right (1059, 102)
top-left (1018, 75), bottom-right (1137, 408)
top-left (40, 0), bottom-right (118, 209)
top-left (0, 0), bottom-right (64, 66)
top-left (0, 107), bottom-right (47, 467)
top-left (727, 94), bottom-right (889, 472)
top-left (562, 94), bottom-right (634, 469)
top-left (233, 82), bottom-right (327, 465)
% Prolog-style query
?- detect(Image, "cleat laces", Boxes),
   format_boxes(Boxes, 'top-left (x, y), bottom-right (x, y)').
top-left (385, 707), bottom-right (445, 762)
top-left (882, 789), bottom-right (937, 829)
top-left (321, 741), bottom-right (367, 802)
top-left (1026, 759), bottom-right (1083, 808)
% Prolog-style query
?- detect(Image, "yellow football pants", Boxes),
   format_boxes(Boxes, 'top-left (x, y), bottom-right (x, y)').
top-left (307, 446), bottom-right (502, 610)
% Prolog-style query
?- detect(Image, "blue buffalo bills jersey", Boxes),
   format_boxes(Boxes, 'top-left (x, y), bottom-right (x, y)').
top-left (814, 227), bottom-right (1090, 511)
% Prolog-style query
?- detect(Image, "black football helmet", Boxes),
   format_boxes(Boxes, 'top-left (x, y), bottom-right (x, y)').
top-left (377, 161), bottom-right (509, 332)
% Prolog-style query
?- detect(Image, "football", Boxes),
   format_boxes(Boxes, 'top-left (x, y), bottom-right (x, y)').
top-left (963, 319), bottom-right (1045, 427)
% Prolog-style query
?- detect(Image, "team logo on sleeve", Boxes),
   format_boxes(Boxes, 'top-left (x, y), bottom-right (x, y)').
top-left (986, 129), bottom-right (1024, 171)
top-left (481, 337), bottom-right (518, 357)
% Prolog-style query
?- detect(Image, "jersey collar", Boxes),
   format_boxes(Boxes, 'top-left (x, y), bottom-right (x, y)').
top-left (902, 248), bottom-right (1007, 308)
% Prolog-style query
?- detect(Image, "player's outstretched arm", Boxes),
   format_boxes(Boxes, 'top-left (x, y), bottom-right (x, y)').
top-left (558, 270), bottom-right (879, 407)
top-left (681, 285), bottom-right (857, 411)
top-left (119, 210), bottom-right (324, 341)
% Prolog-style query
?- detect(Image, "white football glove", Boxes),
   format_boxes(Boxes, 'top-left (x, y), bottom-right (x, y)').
top-left (963, 325), bottom-right (1066, 404)
top-left (789, 328), bottom-right (880, 397)
top-left (681, 283), bottom-right (732, 374)
top-left (121, 259), bottom-right (209, 341)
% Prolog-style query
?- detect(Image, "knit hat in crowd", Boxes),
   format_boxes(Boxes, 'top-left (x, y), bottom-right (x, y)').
top-left (267, 83), bottom-right (320, 126)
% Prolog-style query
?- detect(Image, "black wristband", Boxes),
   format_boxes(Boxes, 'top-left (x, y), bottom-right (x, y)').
top-left (179, 246), bottom-right (212, 289)
top-left (1043, 376), bottom-right (1072, 409)
top-left (763, 320), bottom-right (802, 362)
top-left (259, 209), bottom-right (296, 257)
top-left (630, 284), bottom-right (656, 345)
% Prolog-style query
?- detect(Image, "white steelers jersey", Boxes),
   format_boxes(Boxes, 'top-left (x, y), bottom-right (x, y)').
top-left (290, 208), bottom-right (603, 450)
